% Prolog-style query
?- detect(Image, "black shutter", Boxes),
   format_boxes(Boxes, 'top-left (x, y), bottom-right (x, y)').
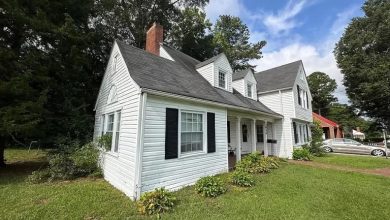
top-left (306, 92), bottom-right (309, 109)
top-left (165, 108), bottom-right (178, 159)
top-left (227, 121), bottom-right (230, 143)
top-left (293, 122), bottom-right (298, 144)
top-left (207, 112), bottom-right (216, 153)
top-left (297, 85), bottom-right (301, 105)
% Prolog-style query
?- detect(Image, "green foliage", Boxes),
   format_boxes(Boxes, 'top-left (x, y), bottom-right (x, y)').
top-left (137, 188), bottom-right (176, 217)
top-left (307, 72), bottom-right (338, 115)
top-left (213, 15), bottom-right (266, 71)
top-left (292, 148), bottom-right (312, 161)
top-left (334, 0), bottom-right (390, 128)
top-left (306, 121), bottom-right (326, 156)
top-left (231, 171), bottom-right (255, 187)
top-left (98, 134), bottom-right (112, 151)
top-left (235, 152), bottom-right (281, 174)
top-left (27, 142), bottom-right (101, 183)
top-left (195, 176), bottom-right (227, 197)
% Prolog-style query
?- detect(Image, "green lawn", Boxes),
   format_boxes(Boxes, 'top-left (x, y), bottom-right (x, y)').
top-left (313, 153), bottom-right (390, 169)
top-left (1, 149), bottom-right (390, 220)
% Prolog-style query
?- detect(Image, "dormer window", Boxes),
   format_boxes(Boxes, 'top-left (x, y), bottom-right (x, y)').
top-left (247, 83), bottom-right (253, 98)
top-left (218, 70), bottom-right (226, 89)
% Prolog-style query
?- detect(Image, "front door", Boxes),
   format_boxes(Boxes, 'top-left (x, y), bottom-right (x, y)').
top-left (241, 121), bottom-right (251, 154)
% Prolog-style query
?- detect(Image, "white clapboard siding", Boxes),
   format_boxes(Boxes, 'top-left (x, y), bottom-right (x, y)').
top-left (293, 66), bottom-right (313, 122)
top-left (140, 95), bottom-right (228, 193)
top-left (196, 63), bottom-right (215, 86)
top-left (232, 79), bottom-right (244, 95)
top-left (244, 72), bottom-right (258, 100)
top-left (93, 42), bottom-right (140, 198)
top-left (159, 46), bottom-right (174, 61)
top-left (214, 55), bottom-right (233, 92)
top-left (258, 90), bottom-right (295, 158)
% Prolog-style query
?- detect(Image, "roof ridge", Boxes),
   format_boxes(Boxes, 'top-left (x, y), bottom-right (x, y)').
top-left (255, 60), bottom-right (302, 75)
top-left (161, 43), bottom-right (201, 63)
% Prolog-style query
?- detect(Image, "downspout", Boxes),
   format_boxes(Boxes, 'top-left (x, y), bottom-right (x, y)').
top-left (134, 92), bottom-right (147, 200)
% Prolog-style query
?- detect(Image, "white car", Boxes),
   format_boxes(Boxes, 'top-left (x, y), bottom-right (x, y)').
top-left (322, 138), bottom-right (388, 156)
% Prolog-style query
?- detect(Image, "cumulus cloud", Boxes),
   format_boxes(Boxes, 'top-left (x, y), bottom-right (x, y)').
top-left (205, 0), bottom-right (249, 22)
top-left (263, 0), bottom-right (307, 35)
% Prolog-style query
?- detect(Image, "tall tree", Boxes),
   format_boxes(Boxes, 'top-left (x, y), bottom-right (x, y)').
top-left (166, 7), bottom-right (214, 61)
top-left (307, 72), bottom-right (338, 116)
top-left (334, 0), bottom-right (390, 129)
top-left (212, 15), bottom-right (266, 71)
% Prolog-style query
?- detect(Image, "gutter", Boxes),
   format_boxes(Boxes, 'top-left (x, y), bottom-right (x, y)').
top-left (141, 88), bottom-right (283, 119)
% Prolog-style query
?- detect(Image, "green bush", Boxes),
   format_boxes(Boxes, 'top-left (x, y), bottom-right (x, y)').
top-left (293, 148), bottom-right (312, 161)
top-left (308, 121), bottom-right (326, 156)
top-left (27, 169), bottom-right (51, 184)
top-left (231, 171), bottom-right (255, 187)
top-left (137, 188), bottom-right (176, 217)
top-left (27, 141), bottom-right (102, 183)
top-left (235, 152), bottom-right (279, 174)
top-left (195, 176), bottom-right (227, 197)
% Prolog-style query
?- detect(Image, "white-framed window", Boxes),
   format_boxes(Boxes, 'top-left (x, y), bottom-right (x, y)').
top-left (256, 124), bottom-right (264, 143)
top-left (247, 83), bottom-right (252, 98)
top-left (101, 110), bottom-right (121, 153)
top-left (180, 111), bottom-right (205, 154)
top-left (107, 85), bottom-right (117, 104)
top-left (218, 70), bottom-right (226, 88)
top-left (112, 54), bottom-right (118, 73)
top-left (293, 122), bottom-right (309, 145)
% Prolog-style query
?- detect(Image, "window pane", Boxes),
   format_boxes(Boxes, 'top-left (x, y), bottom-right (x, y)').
top-left (180, 112), bottom-right (203, 153)
top-left (107, 114), bottom-right (114, 132)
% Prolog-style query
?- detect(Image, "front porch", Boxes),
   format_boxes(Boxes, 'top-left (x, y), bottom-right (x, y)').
top-left (227, 112), bottom-right (278, 170)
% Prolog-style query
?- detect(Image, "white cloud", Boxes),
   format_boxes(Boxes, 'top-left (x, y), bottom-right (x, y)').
top-left (205, 0), bottom-right (249, 22)
top-left (263, 0), bottom-right (307, 35)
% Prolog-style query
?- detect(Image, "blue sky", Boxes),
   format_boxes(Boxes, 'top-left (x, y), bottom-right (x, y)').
top-left (205, 0), bottom-right (365, 103)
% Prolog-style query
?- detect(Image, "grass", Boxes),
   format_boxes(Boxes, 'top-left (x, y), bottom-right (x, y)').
top-left (313, 153), bottom-right (390, 169)
top-left (1, 148), bottom-right (390, 220)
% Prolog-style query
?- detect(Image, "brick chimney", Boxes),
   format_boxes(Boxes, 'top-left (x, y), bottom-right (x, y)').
top-left (145, 22), bottom-right (163, 56)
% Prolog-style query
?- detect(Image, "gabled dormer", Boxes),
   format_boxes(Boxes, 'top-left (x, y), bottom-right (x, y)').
top-left (195, 53), bottom-right (233, 92)
top-left (232, 68), bottom-right (258, 100)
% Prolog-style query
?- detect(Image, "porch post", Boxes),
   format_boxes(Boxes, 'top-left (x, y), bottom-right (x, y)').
top-left (251, 119), bottom-right (256, 153)
top-left (236, 116), bottom-right (241, 161)
top-left (263, 121), bottom-right (268, 157)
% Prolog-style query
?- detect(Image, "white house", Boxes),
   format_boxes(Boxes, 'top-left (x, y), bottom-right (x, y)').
top-left (93, 23), bottom-right (312, 200)
top-left (255, 61), bottom-right (313, 157)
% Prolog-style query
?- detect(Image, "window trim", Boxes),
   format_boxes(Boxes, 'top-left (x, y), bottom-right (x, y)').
top-left (247, 83), bottom-right (253, 98)
top-left (178, 110), bottom-right (207, 158)
top-left (218, 70), bottom-right (226, 89)
top-left (101, 108), bottom-right (122, 155)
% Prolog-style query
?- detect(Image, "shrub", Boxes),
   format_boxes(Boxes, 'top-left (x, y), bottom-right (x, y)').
top-left (27, 169), bottom-right (51, 184)
top-left (98, 134), bottom-right (112, 151)
top-left (261, 157), bottom-right (280, 169)
top-left (195, 176), bottom-right (227, 197)
top-left (231, 171), bottom-right (255, 187)
top-left (293, 148), bottom-right (312, 161)
top-left (307, 121), bottom-right (326, 156)
top-left (235, 153), bottom-right (274, 174)
top-left (27, 141), bottom-right (102, 183)
top-left (137, 188), bottom-right (176, 217)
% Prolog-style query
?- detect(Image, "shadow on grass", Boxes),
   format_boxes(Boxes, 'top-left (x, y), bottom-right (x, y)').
top-left (0, 158), bottom-right (48, 185)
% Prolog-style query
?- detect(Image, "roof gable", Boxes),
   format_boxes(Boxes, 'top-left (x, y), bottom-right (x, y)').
top-left (255, 60), bottom-right (302, 93)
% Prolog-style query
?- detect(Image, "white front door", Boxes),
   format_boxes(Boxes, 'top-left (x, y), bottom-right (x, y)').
top-left (241, 121), bottom-right (251, 154)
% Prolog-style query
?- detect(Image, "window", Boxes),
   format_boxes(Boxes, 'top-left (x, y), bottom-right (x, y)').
top-left (113, 111), bottom-right (121, 152)
top-left (180, 112), bottom-right (204, 153)
top-left (101, 115), bottom-right (105, 136)
top-left (106, 113), bottom-right (114, 139)
top-left (256, 125), bottom-right (264, 143)
top-left (293, 122), bottom-right (298, 144)
top-left (107, 85), bottom-right (117, 104)
top-left (297, 85), bottom-right (301, 105)
top-left (294, 122), bottom-right (310, 145)
top-left (242, 124), bottom-right (248, 142)
top-left (112, 54), bottom-right (118, 73)
top-left (218, 70), bottom-right (226, 88)
top-left (247, 83), bottom-right (252, 98)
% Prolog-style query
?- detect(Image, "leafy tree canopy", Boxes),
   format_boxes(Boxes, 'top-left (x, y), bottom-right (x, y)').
top-left (334, 0), bottom-right (390, 129)
top-left (307, 71), bottom-right (338, 116)
top-left (212, 15), bottom-right (266, 71)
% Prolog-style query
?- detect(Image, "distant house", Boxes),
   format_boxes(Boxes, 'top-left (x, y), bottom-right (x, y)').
top-left (93, 23), bottom-right (313, 199)
top-left (352, 128), bottom-right (365, 140)
top-left (313, 112), bottom-right (343, 139)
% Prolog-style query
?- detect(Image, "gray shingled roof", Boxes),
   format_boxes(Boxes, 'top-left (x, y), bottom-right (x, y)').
top-left (254, 60), bottom-right (302, 93)
top-left (116, 40), bottom-right (281, 117)
top-left (195, 53), bottom-right (225, 69)
top-left (232, 68), bottom-right (251, 81)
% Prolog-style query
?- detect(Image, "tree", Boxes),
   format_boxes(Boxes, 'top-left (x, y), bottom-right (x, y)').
top-left (167, 7), bottom-right (214, 61)
top-left (307, 72), bottom-right (338, 116)
top-left (212, 15), bottom-right (266, 71)
top-left (334, 0), bottom-right (390, 129)
top-left (308, 121), bottom-right (325, 156)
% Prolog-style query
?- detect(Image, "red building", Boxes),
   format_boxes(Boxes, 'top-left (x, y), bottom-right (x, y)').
top-left (312, 112), bottom-right (344, 139)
